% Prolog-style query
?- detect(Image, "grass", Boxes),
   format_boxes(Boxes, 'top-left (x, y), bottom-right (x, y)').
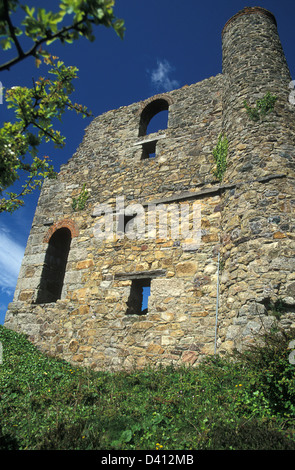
top-left (0, 324), bottom-right (295, 450)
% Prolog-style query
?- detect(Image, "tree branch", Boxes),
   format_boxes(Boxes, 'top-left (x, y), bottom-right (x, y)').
top-left (3, 0), bottom-right (25, 59)
top-left (0, 16), bottom-right (93, 72)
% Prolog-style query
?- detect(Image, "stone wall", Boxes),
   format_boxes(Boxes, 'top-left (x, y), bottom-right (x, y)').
top-left (5, 7), bottom-right (295, 371)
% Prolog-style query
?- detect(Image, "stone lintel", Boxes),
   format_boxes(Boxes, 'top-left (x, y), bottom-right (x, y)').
top-left (133, 134), bottom-right (166, 146)
top-left (114, 269), bottom-right (166, 281)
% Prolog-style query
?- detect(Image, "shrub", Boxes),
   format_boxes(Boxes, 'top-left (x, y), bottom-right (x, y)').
top-left (208, 418), bottom-right (295, 450)
top-left (232, 328), bottom-right (295, 419)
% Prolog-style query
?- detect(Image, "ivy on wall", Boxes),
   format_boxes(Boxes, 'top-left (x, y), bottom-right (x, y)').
top-left (72, 183), bottom-right (89, 211)
top-left (243, 91), bottom-right (278, 121)
top-left (213, 133), bottom-right (228, 181)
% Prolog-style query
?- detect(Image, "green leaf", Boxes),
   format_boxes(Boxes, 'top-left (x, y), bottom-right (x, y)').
top-left (113, 18), bottom-right (125, 39)
top-left (120, 429), bottom-right (133, 443)
top-left (22, 5), bottom-right (36, 17)
top-left (0, 37), bottom-right (12, 50)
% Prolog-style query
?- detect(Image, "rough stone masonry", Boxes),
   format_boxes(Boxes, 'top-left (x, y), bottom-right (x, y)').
top-left (5, 7), bottom-right (295, 371)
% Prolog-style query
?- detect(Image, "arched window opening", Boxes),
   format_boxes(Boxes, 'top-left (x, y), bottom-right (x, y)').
top-left (36, 228), bottom-right (71, 303)
top-left (146, 109), bottom-right (168, 135)
top-left (139, 99), bottom-right (169, 137)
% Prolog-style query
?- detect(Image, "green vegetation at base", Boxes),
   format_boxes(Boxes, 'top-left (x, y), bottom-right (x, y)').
top-left (0, 324), bottom-right (295, 450)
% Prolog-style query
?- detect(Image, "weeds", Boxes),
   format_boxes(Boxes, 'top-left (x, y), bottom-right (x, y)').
top-left (0, 324), bottom-right (294, 450)
top-left (243, 91), bottom-right (278, 121)
top-left (72, 183), bottom-right (90, 211)
top-left (212, 133), bottom-right (228, 181)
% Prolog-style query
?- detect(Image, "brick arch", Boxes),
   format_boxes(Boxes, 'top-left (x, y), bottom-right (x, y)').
top-left (137, 93), bottom-right (174, 116)
top-left (43, 219), bottom-right (79, 243)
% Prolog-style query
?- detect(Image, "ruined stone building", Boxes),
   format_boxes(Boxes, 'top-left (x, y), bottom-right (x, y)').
top-left (5, 7), bottom-right (295, 371)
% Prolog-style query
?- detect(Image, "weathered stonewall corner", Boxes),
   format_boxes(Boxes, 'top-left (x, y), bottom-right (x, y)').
top-left (5, 7), bottom-right (295, 371)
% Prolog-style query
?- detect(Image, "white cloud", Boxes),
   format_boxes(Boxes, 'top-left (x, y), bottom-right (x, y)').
top-left (149, 59), bottom-right (180, 92)
top-left (0, 226), bottom-right (25, 294)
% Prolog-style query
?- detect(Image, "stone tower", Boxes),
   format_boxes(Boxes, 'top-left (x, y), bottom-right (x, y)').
top-left (219, 7), bottom-right (295, 349)
top-left (5, 7), bottom-right (295, 371)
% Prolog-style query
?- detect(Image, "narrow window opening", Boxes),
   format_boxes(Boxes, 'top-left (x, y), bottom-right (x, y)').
top-left (141, 140), bottom-right (157, 160)
top-left (36, 227), bottom-right (71, 303)
top-left (117, 213), bottom-right (137, 236)
top-left (126, 278), bottom-right (151, 315)
top-left (142, 285), bottom-right (151, 313)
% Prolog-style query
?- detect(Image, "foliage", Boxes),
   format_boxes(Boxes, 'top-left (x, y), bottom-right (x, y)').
top-left (0, 56), bottom-right (91, 212)
top-left (0, 1), bottom-right (124, 212)
top-left (232, 328), bottom-right (295, 420)
top-left (0, 324), bottom-right (294, 450)
top-left (72, 183), bottom-right (90, 211)
top-left (0, 0), bottom-right (125, 71)
top-left (212, 133), bottom-right (228, 181)
top-left (243, 91), bottom-right (278, 121)
top-left (208, 418), bottom-right (295, 450)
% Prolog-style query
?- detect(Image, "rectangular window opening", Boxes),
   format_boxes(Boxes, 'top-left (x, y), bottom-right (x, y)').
top-left (141, 140), bottom-right (157, 160)
top-left (117, 213), bottom-right (137, 235)
top-left (126, 278), bottom-right (151, 315)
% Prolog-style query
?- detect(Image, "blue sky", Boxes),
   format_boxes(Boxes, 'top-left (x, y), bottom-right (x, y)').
top-left (1, 0), bottom-right (295, 324)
